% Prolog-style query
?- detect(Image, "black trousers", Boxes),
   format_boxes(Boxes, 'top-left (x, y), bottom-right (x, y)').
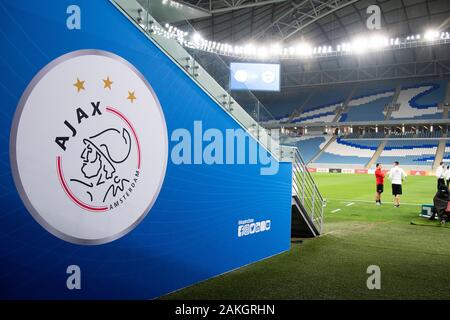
top-left (438, 178), bottom-right (446, 190)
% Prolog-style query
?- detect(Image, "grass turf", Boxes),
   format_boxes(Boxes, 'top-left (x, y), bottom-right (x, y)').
top-left (162, 173), bottom-right (450, 300)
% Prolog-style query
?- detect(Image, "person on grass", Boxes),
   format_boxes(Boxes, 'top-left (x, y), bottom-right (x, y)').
top-left (375, 163), bottom-right (384, 205)
top-left (389, 161), bottom-right (407, 208)
top-left (435, 161), bottom-right (446, 191)
top-left (445, 165), bottom-right (450, 189)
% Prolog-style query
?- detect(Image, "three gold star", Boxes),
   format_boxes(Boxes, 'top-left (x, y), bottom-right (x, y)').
top-left (127, 91), bottom-right (137, 103)
top-left (73, 78), bottom-right (85, 92)
top-left (73, 77), bottom-right (137, 103)
top-left (103, 76), bottom-right (113, 89)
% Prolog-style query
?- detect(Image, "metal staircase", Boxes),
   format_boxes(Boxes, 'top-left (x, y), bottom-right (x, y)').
top-left (291, 148), bottom-right (325, 236)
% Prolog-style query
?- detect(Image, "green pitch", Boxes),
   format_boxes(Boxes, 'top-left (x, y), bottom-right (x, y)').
top-left (163, 173), bottom-right (450, 300)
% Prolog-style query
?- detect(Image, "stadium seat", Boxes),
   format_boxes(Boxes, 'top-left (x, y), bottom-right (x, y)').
top-left (262, 79), bottom-right (448, 125)
top-left (387, 80), bottom-right (446, 120)
top-left (282, 135), bottom-right (331, 163)
top-left (376, 139), bottom-right (439, 166)
top-left (314, 138), bottom-right (380, 165)
top-left (344, 84), bottom-right (395, 121)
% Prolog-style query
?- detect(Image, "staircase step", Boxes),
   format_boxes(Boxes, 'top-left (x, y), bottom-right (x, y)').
top-left (309, 135), bottom-right (337, 164)
top-left (433, 136), bottom-right (447, 171)
top-left (365, 140), bottom-right (387, 169)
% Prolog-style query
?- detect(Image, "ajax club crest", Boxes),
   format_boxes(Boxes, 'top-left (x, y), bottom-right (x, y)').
top-left (11, 50), bottom-right (168, 245)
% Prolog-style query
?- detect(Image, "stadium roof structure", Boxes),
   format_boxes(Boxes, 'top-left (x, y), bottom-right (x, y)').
top-left (177, 0), bottom-right (450, 86)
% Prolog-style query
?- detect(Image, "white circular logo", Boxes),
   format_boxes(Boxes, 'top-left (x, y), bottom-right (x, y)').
top-left (10, 50), bottom-right (168, 245)
top-left (261, 71), bottom-right (275, 84)
top-left (234, 69), bottom-right (248, 83)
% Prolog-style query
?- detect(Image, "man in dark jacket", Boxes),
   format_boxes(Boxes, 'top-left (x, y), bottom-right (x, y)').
top-left (432, 186), bottom-right (449, 223)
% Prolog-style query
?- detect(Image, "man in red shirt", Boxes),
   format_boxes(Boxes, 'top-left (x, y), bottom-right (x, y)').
top-left (375, 163), bottom-right (384, 205)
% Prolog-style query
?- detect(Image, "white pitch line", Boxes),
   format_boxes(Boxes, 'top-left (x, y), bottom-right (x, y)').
top-left (327, 198), bottom-right (422, 206)
top-left (331, 209), bottom-right (341, 213)
top-left (346, 202), bottom-right (355, 207)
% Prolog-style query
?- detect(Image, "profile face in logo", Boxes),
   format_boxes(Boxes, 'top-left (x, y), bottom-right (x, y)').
top-left (11, 50), bottom-right (168, 245)
top-left (77, 128), bottom-right (132, 204)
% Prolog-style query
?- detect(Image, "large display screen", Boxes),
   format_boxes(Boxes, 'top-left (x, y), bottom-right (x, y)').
top-left (230, 62), bottom-right (280, 91)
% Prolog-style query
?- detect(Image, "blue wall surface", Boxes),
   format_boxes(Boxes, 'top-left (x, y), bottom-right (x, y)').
top-left (0, 0), bottom-right (292, 299)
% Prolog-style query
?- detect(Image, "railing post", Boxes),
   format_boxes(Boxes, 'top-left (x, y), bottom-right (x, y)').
top-left (312, 190), bottom-right (316, 221)
top-left (320, 202), bottom-right (324, 234)
top-left (301, 165), bottom-right (305, 206)
top-left (256, 101), bottom-right (260, 140)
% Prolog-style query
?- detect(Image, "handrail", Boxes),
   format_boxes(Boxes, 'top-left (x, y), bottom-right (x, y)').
top-left (291, 147), bottom-right (325, 234)
top-left (294, 149), bottom-right (324, 200)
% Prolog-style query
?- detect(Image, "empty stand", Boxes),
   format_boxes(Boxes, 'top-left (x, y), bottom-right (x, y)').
top-left (314, 138), bottom-right (380, 165)
top-left (390, 80), bottom-right (447, 120)
top-left (344, 83), bottom-right (396, 122)
top-left (366, 140), bottom-right (387, 169)
top-left (376, 140), bottom-right (439, 166)
top-left (442, 142), bottom-right (450, 162)
top-left (288, 135), bottom-right (447, 169)
top-left (282, 135), bottom-right (332, 163)
top-left (433, 138), bottom-right (447, 170)
top-left (289, 85), bottom-right (352, 124)
top-left (261, 79), bottom-right (449, 125)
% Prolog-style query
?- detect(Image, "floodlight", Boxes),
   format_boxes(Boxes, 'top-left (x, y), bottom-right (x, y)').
top-left (192, 32), bottom-right (202, 43)
top-left (269, 44), bottom-right (282, 56)
top-left (351, 37), bottom-right (368, 53)
top-left (424, 29), bottom-right (439, 41)
top-left (257, 46), bottom-right (268, 58)
top-left (369, 34), bottom-right (388, 49)
top-left (296, 42), bottom-right (312, 56)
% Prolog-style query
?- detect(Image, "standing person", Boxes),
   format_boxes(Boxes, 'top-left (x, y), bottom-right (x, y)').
top-left (436, 161), bottom-right (446, 191)
top-left (445, 165), bottom-right (450, 189)
top-left (389, 161), bottom-right (407, 208)
top-left (375, 163), bottom-right (384, 205)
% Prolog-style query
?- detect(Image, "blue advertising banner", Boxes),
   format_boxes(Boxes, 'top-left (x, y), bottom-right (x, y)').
top-left (0, 0), bottom-right (292, 299)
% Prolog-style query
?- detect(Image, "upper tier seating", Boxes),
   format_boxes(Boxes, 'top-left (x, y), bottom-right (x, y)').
top-left (259, 78), bottom-right (448, 125)
top-left (342, 83), bottom-right (396, 121)
top-left (390, 80), bottom-right (447, 120)
top-left (290, 86), bottom-right (352, 124)
top-left (255, 88), bottom-right (312, 124)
